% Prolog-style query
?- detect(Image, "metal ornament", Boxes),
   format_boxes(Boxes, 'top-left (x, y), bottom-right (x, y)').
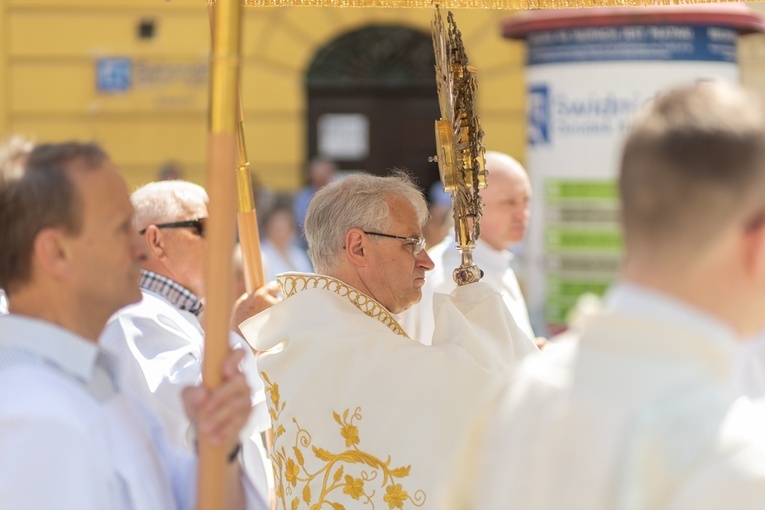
top-left (431, 7), bottom-right (487, 286)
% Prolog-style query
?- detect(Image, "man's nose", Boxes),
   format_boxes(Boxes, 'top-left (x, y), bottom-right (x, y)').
top-left (417, 249), bottom-right (435, 271)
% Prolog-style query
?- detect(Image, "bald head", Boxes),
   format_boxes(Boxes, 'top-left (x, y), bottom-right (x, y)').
top-left (620, 81), bottom-right (765, 264)
top-left (480, 151), bottom-right (532, 251)
top-left (484, 152), bottom-right (528, 183)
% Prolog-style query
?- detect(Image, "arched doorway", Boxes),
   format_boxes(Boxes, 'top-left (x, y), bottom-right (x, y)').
top-left (306, 24), bottom-right (441, 193)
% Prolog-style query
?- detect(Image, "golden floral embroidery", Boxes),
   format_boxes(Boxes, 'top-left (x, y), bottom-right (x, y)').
top-left (343, 475), bottom-right (365, 500)
top-left (277, 273), bottom-right (409, 338)
top-left (262, 371), bottom-right (426, 509)
top-left (341, 423), bottom-right (360, 447)
top-left (383, 484), bottom-right (409, 509)
top-left (285, 458), bottom-right (300, 487)
top-left (262, 372), bottom-right (287, 439)
top-left (269, 383), bottom-right (281, 409)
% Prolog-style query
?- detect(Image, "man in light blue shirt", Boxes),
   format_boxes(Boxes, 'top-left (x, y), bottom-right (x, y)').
top-left (294, 157), bottom-right (336, 247)
top-left (0, 142), bottom-right (263, 510)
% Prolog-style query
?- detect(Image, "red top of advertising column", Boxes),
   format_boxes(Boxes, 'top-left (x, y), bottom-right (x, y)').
top-left (502, 4), bottom-right (765, 39)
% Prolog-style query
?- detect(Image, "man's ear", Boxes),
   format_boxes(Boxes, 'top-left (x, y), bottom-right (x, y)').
top-left (143, 225), bottom-right (168, 261)
top-left (33, 228), bottom-right (72, 279)
top-left (743, 214), bottom-right (765, 281)
top-left (344, 228), bottom-right (367, 268)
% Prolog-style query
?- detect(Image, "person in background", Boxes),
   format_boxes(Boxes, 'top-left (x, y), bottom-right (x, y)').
top-left (157, 160), bottom-right (186, 181)
top-left (404, 151), bottom-right (538, 348)
top-left (422, 181), bottom-right (453, 250)
top-left (261, 200), bottom-right (313, 282)
top-left (0, 141), bottom-right (258, 509)
top-left (293, 157), bottom-right (337, 246)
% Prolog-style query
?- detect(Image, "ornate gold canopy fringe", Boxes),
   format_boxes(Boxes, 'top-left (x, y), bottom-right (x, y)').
top-left (207, 0), bottom-right (749, 9)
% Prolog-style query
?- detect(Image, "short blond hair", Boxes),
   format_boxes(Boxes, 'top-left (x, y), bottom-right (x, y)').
top-left (620, 81), bottom-right (765, 256)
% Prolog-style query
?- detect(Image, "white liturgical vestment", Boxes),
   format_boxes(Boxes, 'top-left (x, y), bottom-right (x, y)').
top-left (403, 238), bottom-right (534, 345)
top-left (240, 272), bottom-right (535, 510)
top-left (454, 284), bottom-right (765, 510)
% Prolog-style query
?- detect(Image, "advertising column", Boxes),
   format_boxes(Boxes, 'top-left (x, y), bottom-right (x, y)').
top-left (503, 6), bottom-right (765, 335)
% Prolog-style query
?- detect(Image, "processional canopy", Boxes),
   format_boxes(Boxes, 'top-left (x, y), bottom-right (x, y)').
top-left (220, 0), bottom-right (752, 7)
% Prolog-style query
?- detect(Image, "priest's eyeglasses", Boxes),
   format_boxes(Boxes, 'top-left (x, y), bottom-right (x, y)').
top-left (139, 218), bottom-right (207, 238)
top-left (363, 231), bottom-right (426, 256)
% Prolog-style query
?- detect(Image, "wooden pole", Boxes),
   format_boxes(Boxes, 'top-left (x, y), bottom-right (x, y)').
top-left (197, 0), bottom-right (242, 508)
top-left (208, 6), bottom-right (266, 295)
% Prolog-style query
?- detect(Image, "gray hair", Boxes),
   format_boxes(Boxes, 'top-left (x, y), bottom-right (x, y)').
top-left (305, 171), bottom-right (428, 274)
top-left (131, 180), bottom-right (208, 230)
top-left (0, 136), bottom-right (34, 177)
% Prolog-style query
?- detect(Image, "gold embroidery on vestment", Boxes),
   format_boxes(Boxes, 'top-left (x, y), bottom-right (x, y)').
top-left (277, 273), bottom-right (409, 338)
top-left (262, 371), bottom-right (426, 509)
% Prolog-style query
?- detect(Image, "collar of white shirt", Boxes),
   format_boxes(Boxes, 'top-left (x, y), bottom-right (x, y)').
top-left (605, 282), bottom-right (738, 349)
top-left (140, 269), bottom-right (203, 316)
top-left (0, 314), bottom-right (116, 398)
top-left (473, 239), bottom-right (514, 274)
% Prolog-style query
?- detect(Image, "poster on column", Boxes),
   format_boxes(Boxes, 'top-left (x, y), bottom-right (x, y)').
top-left (523, 24), bottom-right (738, 335)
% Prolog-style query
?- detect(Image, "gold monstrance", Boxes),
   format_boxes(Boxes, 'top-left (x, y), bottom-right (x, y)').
top-left (432, 7), bottom-right (487, 286)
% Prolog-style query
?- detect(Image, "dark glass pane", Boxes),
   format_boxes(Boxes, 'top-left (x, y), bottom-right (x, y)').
top-left (307, 25), bottom-right (436, 88)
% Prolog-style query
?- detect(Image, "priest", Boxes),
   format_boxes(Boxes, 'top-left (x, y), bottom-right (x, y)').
top-left (240, 171), bottom-right (534, 509)
top-left (453, 81), bottom-right (765, 509)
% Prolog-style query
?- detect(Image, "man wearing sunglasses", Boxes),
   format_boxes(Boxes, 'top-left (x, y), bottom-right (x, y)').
top-left (100, 180), bottom-right (279, 501)
top-left (239, 171), bottom-right (532, 509)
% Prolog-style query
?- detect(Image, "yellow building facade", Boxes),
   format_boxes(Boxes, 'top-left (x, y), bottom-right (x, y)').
top-left (4, 1), bottom-right (765, 192)
top-left (0, 0), bottom-right (526, 191)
